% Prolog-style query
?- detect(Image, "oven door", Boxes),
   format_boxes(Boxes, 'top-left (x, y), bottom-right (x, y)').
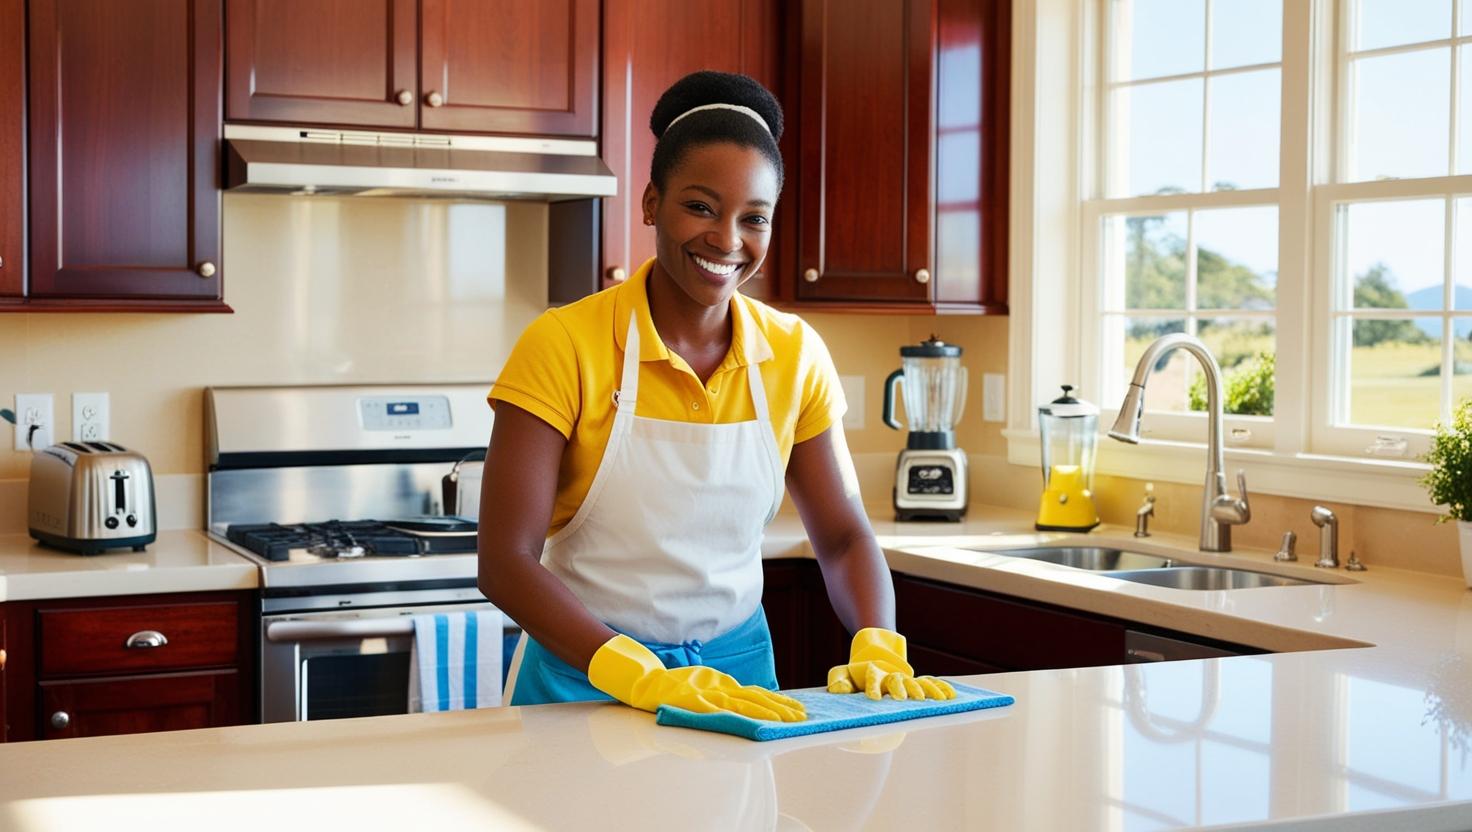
top-left (261, 600), bottom-right (505, 723)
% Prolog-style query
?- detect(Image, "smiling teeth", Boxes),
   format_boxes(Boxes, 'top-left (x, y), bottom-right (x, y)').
top-left (693, 255), bottom-right (740, 276)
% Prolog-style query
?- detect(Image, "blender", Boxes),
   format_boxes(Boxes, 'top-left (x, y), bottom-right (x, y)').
top-left (1036, 385), bottom-right (1100, 531)
top-left (883, 337), bottom-right (968, 521)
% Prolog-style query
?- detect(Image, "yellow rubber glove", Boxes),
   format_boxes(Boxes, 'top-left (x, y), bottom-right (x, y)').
top-left (826, 628), bottom-right (958, 702)
top-left (588, 634), bottom-right (807, 722)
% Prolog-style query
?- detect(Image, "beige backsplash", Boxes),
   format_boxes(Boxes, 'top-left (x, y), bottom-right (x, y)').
top-left (0, 196), bottom-right (1459, 577)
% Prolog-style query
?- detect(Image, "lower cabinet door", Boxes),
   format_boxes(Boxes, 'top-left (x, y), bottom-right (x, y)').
top-left (39, 670), bottom-right (241, 739)
top-left (907, 643), bottom-right (1009, 678)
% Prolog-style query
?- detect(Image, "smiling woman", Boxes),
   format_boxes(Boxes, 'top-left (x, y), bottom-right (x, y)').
top-left (475, 71), bottom-right (954, 721)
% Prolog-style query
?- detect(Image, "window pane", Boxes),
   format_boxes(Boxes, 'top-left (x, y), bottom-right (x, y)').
top-left (1452, 197), bottom-right (1472, 307)
top-left (1196, 206), bottom-right (1278, 310)
top-left (1116, 79), bottom-right (1204, 196)
top-left (1115, 0), bottom-right (1205, 81)
top-left (1196, 318), bottom-right (1276, 416)
top-left (1211, 0), bottom-right (1281, 69)
top-left (1207, 70), bottom-right (1280, 191)
top-left (1453, 333), bottom-right (1472, 406)
top-left (1350, 49), bottom-right (1451, 181)
top-left (1460, 47), bottom-right (1472, 175)
top-left (1122, 318), bottom-right (1192, 412)
top-left (1350, 317), bottom-right (1443, 428)
top-left (1344, 199), bottom-right (1445, 310)
top-left (1464, 0), bottom-right (1472, 35)
top-left (1353, 0), bottom-right (1451, 51)
top-left (1109, 212), bottom-right (1188, 309)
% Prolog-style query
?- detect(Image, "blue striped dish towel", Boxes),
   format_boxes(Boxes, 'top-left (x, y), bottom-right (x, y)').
top-left (655, 682), bottom-right (1013, 741)
top-left (408, 610), bottom-right (504, 712)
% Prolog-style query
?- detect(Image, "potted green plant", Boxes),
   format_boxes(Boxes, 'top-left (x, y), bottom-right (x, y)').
top-left (1421, 398), bottom-right (1472, 588)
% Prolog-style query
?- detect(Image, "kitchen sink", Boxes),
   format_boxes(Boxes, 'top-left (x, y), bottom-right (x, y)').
top-left (1106, 566), bottom-right (1316, 590)
top-left (986, 546), bottom-right (1176, 571)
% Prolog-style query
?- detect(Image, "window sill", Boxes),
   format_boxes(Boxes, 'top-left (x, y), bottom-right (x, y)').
top-left (1003, 429), bottom-right (1439, 515)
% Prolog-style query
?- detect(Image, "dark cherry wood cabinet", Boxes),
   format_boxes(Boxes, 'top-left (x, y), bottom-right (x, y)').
top-left (225, 0), bottom-right (419, 128)
top-left (762, 559), bottom-right (850, 689)
top-left (3, 591), bottom-right (256, 742)
top-left (0, 0), bottom-right (25, 300)
top-left (420, 0), bottom-right (598, 136)
top-left (789, 0), bottom-right (1008, 313)
top-left (1, 611), bottom-right (7, 742)
top-left (26, 0), bottom-right (225, 308)
top-left (226, 0), bottom-right (598, 136)
top-left (600, 0), bottom-right (787, 297)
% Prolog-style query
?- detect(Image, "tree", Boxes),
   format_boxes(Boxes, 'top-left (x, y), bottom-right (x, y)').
top-left (1353, 264), bottom-right (1430, 347)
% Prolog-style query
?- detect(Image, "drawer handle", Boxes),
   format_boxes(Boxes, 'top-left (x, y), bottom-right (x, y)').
top-left (124, 630), bottom-right (169, 649)
top-left (51, 711), bottom-right (70, 730)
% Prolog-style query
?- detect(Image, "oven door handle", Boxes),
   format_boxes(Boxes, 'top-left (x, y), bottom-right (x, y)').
top-left (266, 619), bottom-right (416, 642)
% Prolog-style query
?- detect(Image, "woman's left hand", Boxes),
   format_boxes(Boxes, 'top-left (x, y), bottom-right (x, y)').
top-left (826, 628), bottom-right (957, 701)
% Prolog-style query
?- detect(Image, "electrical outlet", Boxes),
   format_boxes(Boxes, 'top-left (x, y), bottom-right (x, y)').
top-left (840, 375), bottom-right (866, 430)
top-left (14, 393), bottom-right (55, 451)
top-left (983, 373), bottom-right (1005, 422)
top-left (72, 392), bottom-right (109, 442)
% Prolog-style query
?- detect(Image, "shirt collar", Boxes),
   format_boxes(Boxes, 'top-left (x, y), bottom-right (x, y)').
top-left (614, 258), bottom-right (775, 367)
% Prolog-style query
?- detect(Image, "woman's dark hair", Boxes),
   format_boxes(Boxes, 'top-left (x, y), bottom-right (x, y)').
top-left (649, 71), bottom-right (784, 191)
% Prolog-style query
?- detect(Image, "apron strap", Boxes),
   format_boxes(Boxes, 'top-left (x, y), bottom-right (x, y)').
top-left (617, 314), bottom-right (641, 412)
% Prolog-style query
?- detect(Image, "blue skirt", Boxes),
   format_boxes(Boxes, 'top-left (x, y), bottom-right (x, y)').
top-left (507, 605), bottom-right (779, 706)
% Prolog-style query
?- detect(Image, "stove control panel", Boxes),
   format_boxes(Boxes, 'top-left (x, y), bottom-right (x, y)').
top-left (359, 395), bottom-right (452, 432)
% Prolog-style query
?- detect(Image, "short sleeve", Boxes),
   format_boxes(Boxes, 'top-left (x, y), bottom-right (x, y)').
top-left (489, 311), bottom-right (581, 438)
top-left (793, 321), bottom-right (847, 444)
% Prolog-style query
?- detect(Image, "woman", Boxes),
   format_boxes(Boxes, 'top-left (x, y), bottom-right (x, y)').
top-left (479, 71), bottom-right (952, 720)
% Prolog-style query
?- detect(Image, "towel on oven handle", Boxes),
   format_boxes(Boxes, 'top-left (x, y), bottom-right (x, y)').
top-left (409, 610), bottom-right (504, 712)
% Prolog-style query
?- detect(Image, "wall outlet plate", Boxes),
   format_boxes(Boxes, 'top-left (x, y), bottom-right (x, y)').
top-left (72, 392), bottom-right (109, 442)
top-left (983, 373), bottom-right (1005, 423)
top-left (14, 393), bottom-right (55, 451)
top-left (840, 375), bottom-right (866, 430)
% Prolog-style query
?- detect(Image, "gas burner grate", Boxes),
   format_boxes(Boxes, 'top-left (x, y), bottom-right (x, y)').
top-left (226, 520), bottom-right (423, 562)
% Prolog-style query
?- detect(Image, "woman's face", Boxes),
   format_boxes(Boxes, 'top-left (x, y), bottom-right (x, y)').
top-left (643, 142), bottom-right (780, 309)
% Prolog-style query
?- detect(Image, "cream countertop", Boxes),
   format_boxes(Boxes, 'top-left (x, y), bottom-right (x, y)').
top-left (0, 531), bottom-right (258, 602)
top-left (2, 508), bottom-right (1472, 830)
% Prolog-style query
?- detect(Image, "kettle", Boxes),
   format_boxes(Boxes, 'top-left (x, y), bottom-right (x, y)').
top-left (441, 450), bottom-right (484, 520)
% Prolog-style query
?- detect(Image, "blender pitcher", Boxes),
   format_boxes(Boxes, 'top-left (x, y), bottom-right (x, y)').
top-left (884, 337), bottom-right (969, 522)
top-left (1036, 385), bottom-right (1100, 531)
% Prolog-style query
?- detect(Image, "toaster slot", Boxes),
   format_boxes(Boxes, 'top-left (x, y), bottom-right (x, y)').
top-left (111, 470), bottom-right (129, 515)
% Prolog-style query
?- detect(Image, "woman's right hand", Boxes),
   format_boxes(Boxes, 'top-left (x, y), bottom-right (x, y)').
top-left (589, 635), bottom-right (806, 722)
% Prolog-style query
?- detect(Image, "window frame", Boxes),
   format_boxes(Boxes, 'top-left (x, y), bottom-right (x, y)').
top-left (1006, 0), bottom-right (1441, 514)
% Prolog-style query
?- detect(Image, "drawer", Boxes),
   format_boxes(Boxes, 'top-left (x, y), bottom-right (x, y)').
top-left (39, 602), bottom-right (240, 678)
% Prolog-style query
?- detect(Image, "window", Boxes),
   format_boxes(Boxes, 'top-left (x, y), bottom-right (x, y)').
top-left (1087, 0), bottom-right (1283, 448)
top-left (1316, 0), bottom-right (1472, 457)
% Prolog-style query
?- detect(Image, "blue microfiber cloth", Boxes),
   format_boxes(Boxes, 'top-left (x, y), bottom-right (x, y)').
top-left (655, 682), bottom-right (1014, 741)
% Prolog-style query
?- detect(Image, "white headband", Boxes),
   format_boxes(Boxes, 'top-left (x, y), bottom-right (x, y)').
top-left (665, 103), bottom-right (772, 135)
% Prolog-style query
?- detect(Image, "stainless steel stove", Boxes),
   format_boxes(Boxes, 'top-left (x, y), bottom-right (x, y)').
top-left (206, 384), bottom-right (508, 723)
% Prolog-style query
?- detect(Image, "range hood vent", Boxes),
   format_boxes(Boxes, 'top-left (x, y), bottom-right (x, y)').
top-left (224, 125), bottom-right (617, 202)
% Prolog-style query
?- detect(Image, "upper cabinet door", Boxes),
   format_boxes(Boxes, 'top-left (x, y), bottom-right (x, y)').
top-left (28, 0), bottom-right (223, 302)
top-left (796, 0), bottom-right (934, 304)
top-left (0, 0), bottom-right (23, 299)
top-left (601, 0), bottom-right (785, 297)
top-left (420, 0), bottom-right (599, 136)
top-left (225, 0), bottom-right (418, 129)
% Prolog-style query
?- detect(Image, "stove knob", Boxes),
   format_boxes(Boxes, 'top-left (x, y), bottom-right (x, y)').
top-left (105, 516), bottom-right (119, 529)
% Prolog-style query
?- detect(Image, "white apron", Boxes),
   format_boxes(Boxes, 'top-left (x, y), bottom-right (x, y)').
top-left (521, 309), bottom-right (784, 644)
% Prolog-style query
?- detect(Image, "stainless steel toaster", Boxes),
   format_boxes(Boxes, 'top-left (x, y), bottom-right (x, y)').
top-left (28, 441), bottom-right (157, 555)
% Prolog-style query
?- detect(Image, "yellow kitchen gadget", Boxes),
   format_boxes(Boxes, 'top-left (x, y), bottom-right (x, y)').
top-left (1036, 386), bottom-right (1100, 532)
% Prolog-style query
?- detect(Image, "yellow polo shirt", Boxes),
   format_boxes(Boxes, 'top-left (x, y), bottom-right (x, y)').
top-left (490, 258), bottom-right (846, 536)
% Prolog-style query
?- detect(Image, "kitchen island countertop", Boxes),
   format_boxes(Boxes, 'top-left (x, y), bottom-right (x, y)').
top-left (2, 507), bottom-right (1471, 830)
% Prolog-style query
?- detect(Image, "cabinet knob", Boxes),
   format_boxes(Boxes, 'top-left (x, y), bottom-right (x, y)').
top-left (0, 255), bottom-right (5, 269)
top-left (395, 89), bottom-right (414, 106)
top-left (425, 91), bottom-right (444, 108)
top-left (914, 268), bottom-right (931, 285)
top-left (607, 266), bottom-right (627, 283)
top-left (0, 648), bottom-right (6, 670)
top-left (124, 630), bottom-right (169, 649)
top-left (803, 268), bottom-right (819, 283)
top-left (196, 261), bottom-right (217, 279)
top-left (50, 711), bottom-right (69, 731)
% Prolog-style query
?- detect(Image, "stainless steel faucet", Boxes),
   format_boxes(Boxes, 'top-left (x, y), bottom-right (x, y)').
top-left (1134, 487), bottom-right (1156, 538)
top-left (1108, 333), bottom-right (1251, 552)
top-left (1311, 506), bottom-right (1339, 568)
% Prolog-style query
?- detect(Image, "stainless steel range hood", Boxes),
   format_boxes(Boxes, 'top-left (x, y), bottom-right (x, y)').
top-left (224, 125), bottom-right (617, 201)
